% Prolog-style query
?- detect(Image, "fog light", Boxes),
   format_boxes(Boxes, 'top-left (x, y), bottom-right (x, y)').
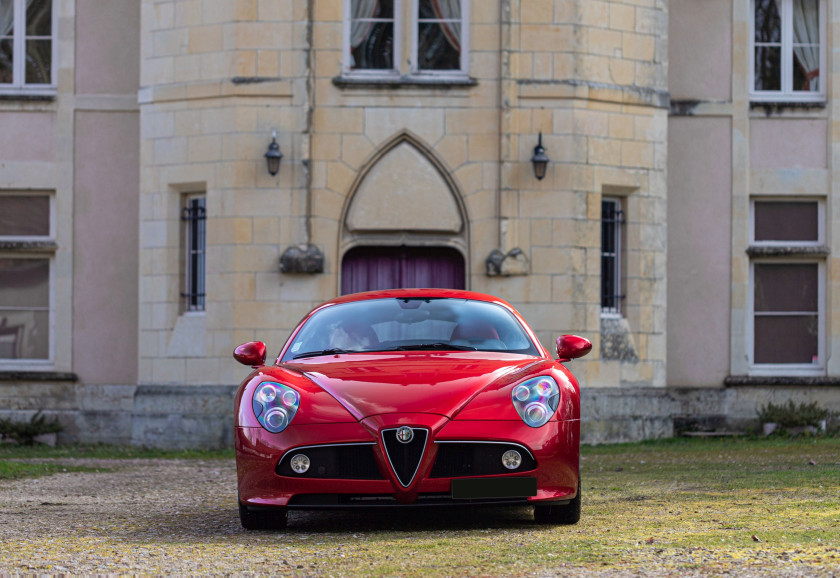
top-left (290, 454), bottom-right (310, 474)
top-left (502, 449), bottom-right (522, 470)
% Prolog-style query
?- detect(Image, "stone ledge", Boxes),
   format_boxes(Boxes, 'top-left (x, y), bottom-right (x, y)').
top-left (333, 75), bottom-right (478, 89)
top-left (750, 101), bottom-right (826, 117)
top-left (746, 245), bottom-right (829, 257)
top-left (724, 375), bottom-right (840, 386)
top-left (518, 79), bottom-right (669, 109)
top-left (0, 240), bottom-right (58, 252)
top-left (0, 371), bottom-right (78, 382)
top-left (670, 99), bottom-right (733, 117)
top-left (137, 78), bottom-right (292, 104)
top-left (0, 93), bottom-right (55, 101)
top-left (135, 385), bottom-right (236, 396)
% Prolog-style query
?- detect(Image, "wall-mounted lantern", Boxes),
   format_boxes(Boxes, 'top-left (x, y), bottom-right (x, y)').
top-left (265, 130), bottom-right (283, 176)
top-left (531, 132), bottom-right (549, 180)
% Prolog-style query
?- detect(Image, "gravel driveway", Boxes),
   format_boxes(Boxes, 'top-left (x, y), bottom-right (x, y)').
top-left (0, 458), bottom-right (542, 575)
top-left (0, 457), bottom-right (834, 576)
top-left (0, 459), bottom-right (244, 573)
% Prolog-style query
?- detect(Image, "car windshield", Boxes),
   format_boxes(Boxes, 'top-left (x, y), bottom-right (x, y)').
top-left (282, 298), bottom-right (540, 361)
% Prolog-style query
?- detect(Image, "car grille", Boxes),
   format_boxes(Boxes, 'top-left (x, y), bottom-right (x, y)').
top-left (275, 443), bottom-right (383, 479)
top-left (430, 442), bottom-right (537, 478)
top-left (287, 493), bottom-right (530, 508)
top-left (381, 427), bottom-right (429, 487)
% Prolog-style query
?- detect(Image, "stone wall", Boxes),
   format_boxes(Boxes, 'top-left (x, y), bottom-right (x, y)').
top-left (138, 0), bottom-right (314, 387)
top-left (136, 0), bottom-right (670, 394)
top-left (4, 381), bottom-right (839, 449)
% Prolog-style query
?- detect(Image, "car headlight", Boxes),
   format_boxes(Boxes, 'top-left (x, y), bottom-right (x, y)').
top-left (252, 382), bottom-right (300, 433)
top-left (511, 376), bottom-right (560, 427)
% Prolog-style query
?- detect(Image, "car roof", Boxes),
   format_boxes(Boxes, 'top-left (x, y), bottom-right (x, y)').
top-left (317, 288), bottom-right (516, 309)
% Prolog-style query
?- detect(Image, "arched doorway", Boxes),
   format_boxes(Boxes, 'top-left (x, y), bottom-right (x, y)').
top-left (339, 131), bottom-right (469, 296)
top-left (341, 246), bottom-right (465, 295)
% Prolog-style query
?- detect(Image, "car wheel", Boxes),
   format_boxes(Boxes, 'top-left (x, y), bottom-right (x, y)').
top-left (239, 502), bottom-right (288, 531)
top-left (534, 479), bottom-right (581, 525)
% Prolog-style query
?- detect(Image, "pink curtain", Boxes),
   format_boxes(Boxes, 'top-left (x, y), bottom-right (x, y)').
top-left (341, 247), bottom-right (465, 295)
top-left (0, 0), bottom-right (39, 37)
top-left (350, 0), bottom-right (380, 47)
top-left (429, 0), bottom-right (461, 52)
top-left (791, 0), bottom-right (819, 90)
top-left (0, 2), bottom-right (12, 37)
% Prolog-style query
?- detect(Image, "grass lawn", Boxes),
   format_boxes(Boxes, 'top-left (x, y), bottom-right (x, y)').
top-left (570, 436), bottom-right (840, 573)
top-left (0, 444), bottom-right (232, 480)
top-left (0, 443), bottom-right (234, 462)
top-left (0, 460), bottom-right (105, 480)
top-left (319, 436), bottom-right (839, 575)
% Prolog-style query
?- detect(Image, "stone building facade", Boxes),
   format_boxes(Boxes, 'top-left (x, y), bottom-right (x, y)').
top-left (1, 0), bottom-right (838, 447)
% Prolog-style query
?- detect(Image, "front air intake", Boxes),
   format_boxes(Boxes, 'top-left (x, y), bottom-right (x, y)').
top-left (381, 427), bottom-right (428, 487)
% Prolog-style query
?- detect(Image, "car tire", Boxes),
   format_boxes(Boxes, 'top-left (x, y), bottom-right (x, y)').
top-left (533, 479), bottom-right (581, 525)
top-left (239, 502), bottom-right (288, 531)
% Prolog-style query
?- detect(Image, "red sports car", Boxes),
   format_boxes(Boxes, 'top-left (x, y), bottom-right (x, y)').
top-left (233, 289), bottom-right (591, 529)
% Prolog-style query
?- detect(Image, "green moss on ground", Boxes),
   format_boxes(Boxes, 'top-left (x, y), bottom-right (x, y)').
top-left (0, 461), bottom-right (105, 480)
top-left (0, 443), bottom-right (234, 461)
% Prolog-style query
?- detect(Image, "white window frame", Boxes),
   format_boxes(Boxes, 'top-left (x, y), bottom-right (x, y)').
top-left (0, 0), bottom-right (57, 96)
top-left (410, 0), bottom-right (469, 77)
top-left (750, 0), bottom-right (826, 102)
top-left (601, 197), bottom-right (623, 318)
top-left (0, 191), bottom-right (55, 366)
top-left (341, 0), bottom-right (469, 79)
top-left (749, 198), bottom-right (824, 247)
top-left (748, 259), bottom-right (824, 375)
top-left (341, 0), bottom-right (402, 77)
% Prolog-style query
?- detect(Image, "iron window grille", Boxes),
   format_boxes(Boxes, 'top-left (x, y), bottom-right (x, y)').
top-left (181, 196), bottom-right (206, 312)
top-left (601, 198), bottom-right (625, 315)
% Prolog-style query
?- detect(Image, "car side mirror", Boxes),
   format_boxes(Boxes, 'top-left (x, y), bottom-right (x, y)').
top-left (234, 341), bottom-right (267, 368)
top-left (556, 335), bottom-right (592, 361)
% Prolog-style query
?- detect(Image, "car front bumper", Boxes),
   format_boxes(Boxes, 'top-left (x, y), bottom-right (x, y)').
top-left (236, 414), bottom-right (579, 509)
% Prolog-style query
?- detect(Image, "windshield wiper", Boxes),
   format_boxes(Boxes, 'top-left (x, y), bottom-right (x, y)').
top-left (392, 343), bottom-right (477, 351)
top-left (292, 348), bottom-right (352, 359)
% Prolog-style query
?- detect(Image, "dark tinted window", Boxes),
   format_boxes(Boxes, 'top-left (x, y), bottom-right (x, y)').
top-left (283, 298), bottom-right (539, 360)
top-left (754, 201), bottom-right (818, 242)
top-left (754, 263), bottom-right (819, 364)
top-left (0, 195), bottom-right (49, 236)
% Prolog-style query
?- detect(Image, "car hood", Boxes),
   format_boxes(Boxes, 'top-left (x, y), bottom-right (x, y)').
top-left (283, 352), bottom-right (549, 420)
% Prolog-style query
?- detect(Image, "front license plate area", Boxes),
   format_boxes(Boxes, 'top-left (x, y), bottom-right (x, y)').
top-left (451, 477), bottom-right (537, 499)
